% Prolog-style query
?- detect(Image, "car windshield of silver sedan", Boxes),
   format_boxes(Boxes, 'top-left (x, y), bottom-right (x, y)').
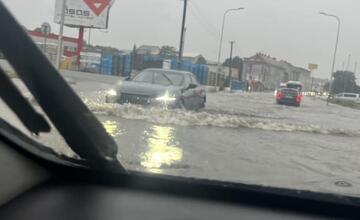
top-left (163, 73), bottom-right (184, 86)
top-left (132, 71), bottom-right (153, 83)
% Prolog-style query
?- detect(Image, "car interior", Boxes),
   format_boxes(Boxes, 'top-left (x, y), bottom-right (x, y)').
top-left (0, 2), bottom-right (360, 219)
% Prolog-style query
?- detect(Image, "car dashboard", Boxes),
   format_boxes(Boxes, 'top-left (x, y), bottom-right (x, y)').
top-left (0, 133), bottom-right (358, 220)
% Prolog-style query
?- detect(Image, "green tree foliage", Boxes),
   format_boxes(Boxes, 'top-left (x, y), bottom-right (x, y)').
top-left (195, 56), bottom-right (207, 65)
top-left (323, 82), bottom-right (330, 92)
top-left (331, 71), bottom-right (359, 94)
top-left (159, 45), bottom-right (177, 58)
top-left (223, 56), bottom-right (244, 80)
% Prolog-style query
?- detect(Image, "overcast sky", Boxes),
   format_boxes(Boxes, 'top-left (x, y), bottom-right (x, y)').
top-left (2, 0), bottom-right (360, 78)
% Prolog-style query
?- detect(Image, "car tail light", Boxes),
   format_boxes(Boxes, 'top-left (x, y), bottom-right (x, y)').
top-left (296, 94), bottom-right (302, 103)
top-left (276, 91), bottom-right (284, 100)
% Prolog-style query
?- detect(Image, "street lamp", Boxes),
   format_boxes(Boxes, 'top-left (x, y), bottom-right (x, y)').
top-left (319, 11), bottom-right (341, 101)
top-left (216, 7), bottom-right (244, 87)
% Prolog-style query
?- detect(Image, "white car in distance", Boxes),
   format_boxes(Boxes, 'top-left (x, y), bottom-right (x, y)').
top-left (334, 93), bottom-right (360, 103)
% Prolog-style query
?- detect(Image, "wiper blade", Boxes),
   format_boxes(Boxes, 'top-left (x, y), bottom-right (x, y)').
top-left (0, 67), bottom-right (50, 135)
top-left (0, 2), bottom-right (125, 171)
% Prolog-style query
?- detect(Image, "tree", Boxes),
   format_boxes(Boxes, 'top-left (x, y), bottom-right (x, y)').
top-left (323, 82), bottom-right (330, 92)
top-left (159, 45), bottom-right (177, 58)
top-left (331, 71), bottom-right (359, 94)
top-left (132, 44), bottom-right (137, 54)
top-left (223, 56), bottom-right (244, 80)
top-left (195, 56), bottom-right (207, 65)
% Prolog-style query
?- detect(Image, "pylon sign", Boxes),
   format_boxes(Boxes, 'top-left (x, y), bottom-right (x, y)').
top-left (54, 0), bottom-right (115, 29)
top-left (308, 63), bottom-right (318, 71)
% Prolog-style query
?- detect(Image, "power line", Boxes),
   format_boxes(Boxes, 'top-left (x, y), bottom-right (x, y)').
top-left (187, 7), bottom-right (219, 38)
top-left (189, 0), bottom-right (219, 34)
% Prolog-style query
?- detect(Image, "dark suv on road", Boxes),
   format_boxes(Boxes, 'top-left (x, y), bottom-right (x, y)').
top-left (276, 88), bottom-right (302, 107)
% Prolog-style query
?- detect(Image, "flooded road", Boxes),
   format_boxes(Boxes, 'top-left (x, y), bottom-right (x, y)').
top-left (4, 70), bottom-right (360, 197)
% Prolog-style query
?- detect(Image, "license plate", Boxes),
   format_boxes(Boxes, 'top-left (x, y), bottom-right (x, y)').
top-left (285, 95), bottom-right (293, 98)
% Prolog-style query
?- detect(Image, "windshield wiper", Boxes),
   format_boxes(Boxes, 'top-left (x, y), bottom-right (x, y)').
top-left (0, 2), bottom-right (125, 172)
top-left (0, 67), bottom-right (50, 135)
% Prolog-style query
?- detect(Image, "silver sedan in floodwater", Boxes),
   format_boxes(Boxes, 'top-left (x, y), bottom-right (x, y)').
top-left (106, 68), bottom-right (206, 110)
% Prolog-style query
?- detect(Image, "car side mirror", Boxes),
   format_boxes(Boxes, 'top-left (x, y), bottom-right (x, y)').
top-left (124, 76), bottom-right (131, 81)
top-left (187, 83), bottom-right (197, 89)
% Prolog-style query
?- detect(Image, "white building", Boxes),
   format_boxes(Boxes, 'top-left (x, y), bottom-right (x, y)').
top-left (243, 53), bottom-right (311, 90)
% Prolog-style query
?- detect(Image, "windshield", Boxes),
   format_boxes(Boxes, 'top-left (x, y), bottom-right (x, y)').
top-left (133, 70), bottom-right (184, 86)
top-left (3, 0), bottom-right (360, 199)
top-left (343, 94), bottom-right (357, 98)
top-left (132, 71), bottom-right (153, 83)
top-left (164, 73), bottom-right (184, 86)
top-left (286, 83), bottom-right (302, 91)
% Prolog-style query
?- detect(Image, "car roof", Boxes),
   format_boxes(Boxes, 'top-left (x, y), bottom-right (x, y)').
top-left (145, 68), bottom-right (192, 75)
top-left (286, 81), bottom-right (303, 85)
top-left (279, 88), bottom-right (299, 92)
top-left (338, 93), bottom-right (359, 95)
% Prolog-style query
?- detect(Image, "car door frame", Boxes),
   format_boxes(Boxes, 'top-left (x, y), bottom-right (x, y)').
top-left (189, 74), bottom-right (204, 108)
top-left (180, 74), bottom-right (194, 109)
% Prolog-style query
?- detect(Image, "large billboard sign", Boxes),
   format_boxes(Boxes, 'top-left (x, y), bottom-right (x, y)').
top-left (308, 63), bottom-right (318, 71)
top-left (54, 0), bottom-right (114, 29)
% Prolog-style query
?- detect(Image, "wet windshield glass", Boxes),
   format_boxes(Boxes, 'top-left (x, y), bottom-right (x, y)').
top-left (2, 0), bottom-right (360, 199)
top-left (132, 71), bottom-right (153, 83)
top-left (154, 73), bottom-right (172, 86)
top-left (165, 73), bottom-right (184, 86)
top-left (344, 94), bottom-right (357, 98)
top-left (287, 83), bottom-right (302, 91)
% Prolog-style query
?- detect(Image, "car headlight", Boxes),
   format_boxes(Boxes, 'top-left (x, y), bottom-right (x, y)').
top-left (156, 91), bottom-right (177, 102)
top-left (107, 89), bottom-right (117, 96)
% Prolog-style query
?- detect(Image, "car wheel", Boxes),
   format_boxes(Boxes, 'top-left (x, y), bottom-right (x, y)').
top-left (178, 98), bottom-right (186, 110)
top-left (200, 98), bottom-right (206, 109)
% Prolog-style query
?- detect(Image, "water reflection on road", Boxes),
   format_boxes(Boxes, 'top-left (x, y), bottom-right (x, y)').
top-left (103, 120), bottom-right (123, 137)
top-left (140, 125), bottom-right (183, 174)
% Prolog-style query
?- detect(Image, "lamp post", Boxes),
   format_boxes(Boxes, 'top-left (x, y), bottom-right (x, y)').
top-left (215, 7), bottom-right (244, 87)
top-left (320, 11), bottom-right (340, 102)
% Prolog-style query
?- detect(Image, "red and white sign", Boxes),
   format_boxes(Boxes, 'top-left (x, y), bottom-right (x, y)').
top-left (84, 0), bottom-right (110, 16)
top-left (54, 0), bottom-right (115, 29)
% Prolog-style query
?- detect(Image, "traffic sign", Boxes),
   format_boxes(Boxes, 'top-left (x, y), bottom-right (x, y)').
top-left (41, 22), bottom-right (51, 36)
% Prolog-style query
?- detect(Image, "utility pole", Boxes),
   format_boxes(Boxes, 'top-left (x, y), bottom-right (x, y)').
top-left (346, 54), bottom-right (351, 71)
top-left (56, 0), bottom-right (66, 70)
top-left (216, 7), bottom-right (244, 87)
top-left (88, 27), bottom-right (92, 46)
top-left (354, 62), bottom-right (357, 74)
top-left (178, 0), bottom-right (188, 70)
top-left (229, 41), bottom-right (235, 87)
top-left (44, 35), bottom-right (47, 54)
